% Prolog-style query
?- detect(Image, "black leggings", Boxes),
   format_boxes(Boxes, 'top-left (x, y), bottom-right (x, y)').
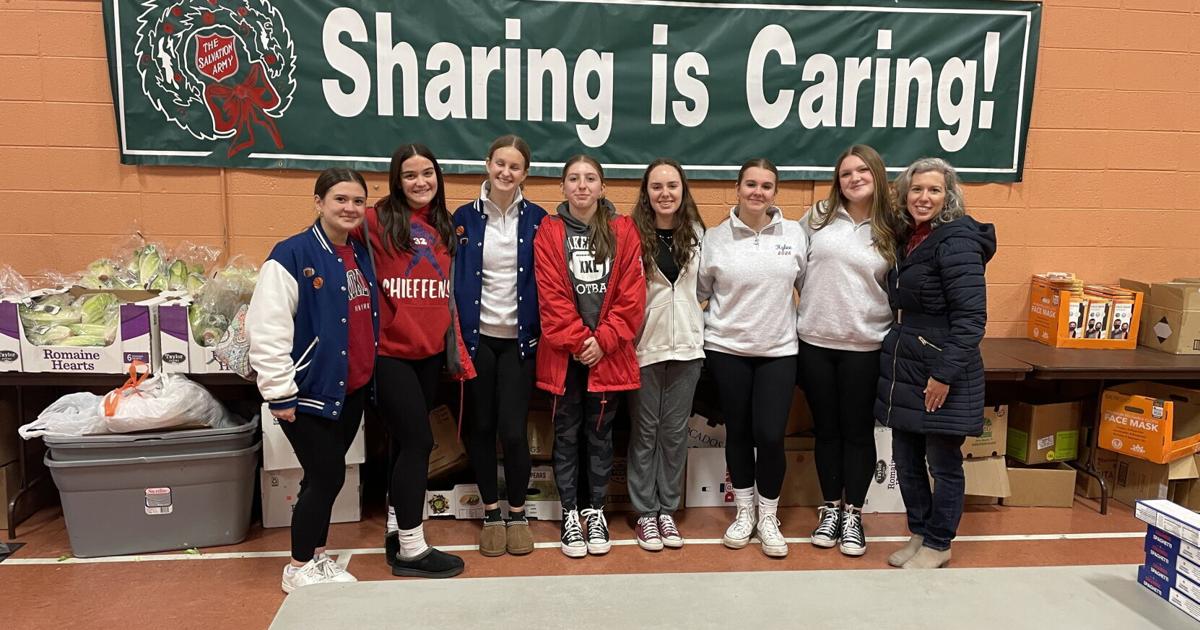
top-left (798, 341), bottom-right (879, 506)
top-left (376, 354), bottom-right (443, 530)
top-left (705, 351), bottom-right (796, 500)
top-left (464, 335), bottom-right (534, 507)
top-left (279, 387), bottom-right (366, 563)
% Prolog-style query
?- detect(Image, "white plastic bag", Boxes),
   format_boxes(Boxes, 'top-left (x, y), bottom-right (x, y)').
top-left (19, 392), bottom-right (108, 439)
top-left (101, 371), bottom-right (236, 433)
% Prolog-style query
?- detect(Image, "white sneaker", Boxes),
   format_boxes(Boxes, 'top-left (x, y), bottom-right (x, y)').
top-left (722, 501), bottom-right (756, 549)
top-left (281, 559), bottom-right (330, 593)
top-left (757, 513), bottom-right (789, 558)
top-left (316, 555), bottom-right (358, 583)
top-left (580, 507), bottom-right (612, 555)
top-left (560, 509), bottom-right (588, 558)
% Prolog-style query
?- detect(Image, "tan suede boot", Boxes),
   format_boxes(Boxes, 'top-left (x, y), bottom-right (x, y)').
top-left (506, 520), bottom-right (535, 555)
top-left (887, 535), bottom-right (925, 567)
top-left (479, 520), bottom-right (507, 557)
top-left (902, 545), bottom-right (951, 569)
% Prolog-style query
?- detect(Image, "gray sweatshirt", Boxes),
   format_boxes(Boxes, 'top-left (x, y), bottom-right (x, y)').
top-left (795, 202), bottom-right (892, 351)
top-left (697, 207), bottom-right (807, 357)
top-left (558, 199), bottom-right (616, 330)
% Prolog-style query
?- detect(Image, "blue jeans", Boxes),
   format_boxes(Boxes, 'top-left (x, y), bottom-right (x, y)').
top-left (891, 428), bottom-right (966, 552)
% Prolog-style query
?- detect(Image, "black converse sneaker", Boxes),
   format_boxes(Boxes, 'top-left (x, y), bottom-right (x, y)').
top-left (839, 506), bottom-right (867, 557)
top-left (811, 502), bottom-right (842, 549)
top-left (580, 507), bottom-right (611, 555)
top-left (560, 509), bottom-right (587, 558)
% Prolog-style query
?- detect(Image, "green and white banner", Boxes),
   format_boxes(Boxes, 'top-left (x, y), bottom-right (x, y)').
top-left (102, 0), bottom-right (1042, 180)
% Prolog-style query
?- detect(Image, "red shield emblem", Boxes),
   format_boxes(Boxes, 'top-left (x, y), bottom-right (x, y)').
top-left (195, 33), bottom-right (239, 82)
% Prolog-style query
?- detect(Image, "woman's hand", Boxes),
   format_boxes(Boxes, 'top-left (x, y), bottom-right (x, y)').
top-left (924, 378), bottom-right (949, 413)
top-left (576, 337), bottom-right (605, 367)
top-left (271, 407), bottom-right (297, 423)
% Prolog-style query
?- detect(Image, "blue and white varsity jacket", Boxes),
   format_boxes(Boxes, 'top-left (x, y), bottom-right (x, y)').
top-left (452, 192), bottom-right (547, 360)
top-left (247, 220), bottom-right (380, 420)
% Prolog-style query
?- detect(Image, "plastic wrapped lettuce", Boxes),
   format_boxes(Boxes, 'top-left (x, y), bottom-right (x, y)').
top-left (188, 257), bottom-right (258, 347)
top-left (0, 265), bottom-right (30, 300)
top-left (19, 291), bottom-right (120, 347)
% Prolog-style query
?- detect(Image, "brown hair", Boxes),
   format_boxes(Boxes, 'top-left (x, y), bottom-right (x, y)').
top-left (561, 154), bottom-right (615, 263)
top-left (632, 158), bottom-right (705, 275)
top-left (376, 144), bottom-right (455, 256)
top-left (810, 144), bottom-right (901, 266)
top-left (314, 168), bottom-right (367, 199)
top-left (486, 134), bottom-right (531, 172)
top-left (737, 158), bottom-right (779, 185)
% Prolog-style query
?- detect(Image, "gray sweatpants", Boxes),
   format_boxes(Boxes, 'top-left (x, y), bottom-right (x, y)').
top-left (627, 359), bottom-right (702, 516)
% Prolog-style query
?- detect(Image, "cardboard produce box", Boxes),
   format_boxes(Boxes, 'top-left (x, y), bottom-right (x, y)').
top-left (17, 291), bottom-right (156, 373)
top-left (1003, 463), bottom-right (1077, 507)
top-left (1007, 401), bottom-right (1082, 464)
top-left (1100, 381), bottom-right (1200, 464)
top-left (778, 449), bottom-right (822, 507)
top-left (685, 447), bottom-right (733, 507)
top-left (261, 465), bottom-right (361, 528)
top-left (863, 425), bottom-right (904, 514)
top-left (686, 413), bottom-right (726, 449)
top-left (428, 405), bottom-right (468, 479)
top-left (0, 301), bottom-right (22, 372)
top-left (964, 405), bottom-right (1008, 459)
top-left (452, 466), bottom-right (563, 520)
top-left (1122, 279), bottom-right (1200, 355)
top-left (424, 487), bottom-right (455, 519)
top-left (1111, 453), bottom-right (1200, 508)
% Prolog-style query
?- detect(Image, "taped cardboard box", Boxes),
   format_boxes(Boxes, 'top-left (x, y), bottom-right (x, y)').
top-left (1111, 453), bottom-right (1200, 508)
top-left (1126, 280), bottom-right (1200, 355)
top-left (452, 466), bottom-right (563, 520)
top-left (685, 447), bottom-right (733, 507)
top-left (964, 405), bottom-right (1008, 459)
top-left (428, 405), bottom-right (468, 479)
top-left (1003, 463), bottom-right (1077, 507)
top-left (1099, 381), bottom-right (1200, 464)
top-left (963, 456), bottom-right (1011, 498)
top-left (262, 464), bottom-right (361, 528)
top-left (1007, 401), bottom-right (1081, 464)
top-left (1075, 446), bottom-right (1118, 499)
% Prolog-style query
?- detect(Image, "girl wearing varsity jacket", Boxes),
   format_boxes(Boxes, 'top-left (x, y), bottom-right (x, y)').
top-left (356, 144), bottom-right (474, 580)
top-left (533, 155), bottom-right (645, 559)
top-left (247, 168), bottom-right (379, 593)
top-left (628, 158), bottom-right (705, 552)
top-left (452, 135), bottom-right (548, 557)
top-left (698, 158), bottom-right (807, 559)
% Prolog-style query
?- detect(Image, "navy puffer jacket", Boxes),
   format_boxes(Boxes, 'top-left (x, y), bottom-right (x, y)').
top-left (874, 216), bottom-right (996, 436)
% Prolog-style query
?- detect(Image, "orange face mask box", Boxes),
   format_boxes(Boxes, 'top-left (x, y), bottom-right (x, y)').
top-left (1026, 276), bottom-right (1143, 349)
top-left (1099, 382), bottom-right (1200, 464)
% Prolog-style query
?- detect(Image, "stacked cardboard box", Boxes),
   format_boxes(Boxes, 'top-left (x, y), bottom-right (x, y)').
top-left (1135, 500), bottom-right (1200, 622)
top-left (1121, 278), bottom-right (1200, 355)
top-left (260, 404), bottom-right (365, 528)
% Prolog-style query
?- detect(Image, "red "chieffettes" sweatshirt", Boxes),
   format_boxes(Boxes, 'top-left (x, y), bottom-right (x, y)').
top-left (357, 204), bottom-right (452, 360)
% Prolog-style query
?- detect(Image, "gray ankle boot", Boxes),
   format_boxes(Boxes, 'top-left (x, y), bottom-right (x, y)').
top-left (902, 544), bottom-right (951, 569)
top-left (887, 534), bottom-right (924, 567)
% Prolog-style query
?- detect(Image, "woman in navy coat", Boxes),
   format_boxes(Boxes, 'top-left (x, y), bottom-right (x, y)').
top-left (875, 158), bottom-right (996, 570)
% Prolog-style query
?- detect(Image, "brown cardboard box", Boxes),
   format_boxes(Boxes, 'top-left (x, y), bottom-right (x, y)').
top-left (1099, 381), bottom-right (1200, 464)
top-left (1007, 401), bottom-right (1082, 464)
top-left (506, 409), bottom-right (555, 461)
top-left (1076, 446), bottom-right (1119, 499)
top-left (963, 456), bottom-right (1011, 497)
top-left (1112, 452), bottom-right (1200, 507)
top-left (778, 450), bottom-right (822, 507)
top-left (1003, 463), bottom-right (1077, 507)
top-left (964, 405), bottom-right (1008, 459)
top-left (0, 460), bottom-right (20, 529)
top-left (1121, 278), bottom-right (1200, 355)
top-left (605, 456), bottom-right (633, 512)
top-left (428, 405), bottom-right (468, 479)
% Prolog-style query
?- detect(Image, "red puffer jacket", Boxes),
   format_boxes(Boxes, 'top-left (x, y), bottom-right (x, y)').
top-left (532, 213), bottom-right (645, 395)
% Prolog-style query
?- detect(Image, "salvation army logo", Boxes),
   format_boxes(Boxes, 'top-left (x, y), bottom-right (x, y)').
top-left (134, 0), bottom-right (296, 157)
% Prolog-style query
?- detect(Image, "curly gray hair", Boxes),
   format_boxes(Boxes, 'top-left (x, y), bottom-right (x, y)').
top-left (894, 157), bottom-right (967, 228)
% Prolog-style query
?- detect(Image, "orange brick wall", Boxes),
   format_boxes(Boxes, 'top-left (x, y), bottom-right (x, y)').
top-left (2, 0), bottom-right (1198, 336)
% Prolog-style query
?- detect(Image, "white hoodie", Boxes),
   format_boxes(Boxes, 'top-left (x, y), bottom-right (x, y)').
top-left (697, 207), bottom-right (807, 357)
top-left (795, 202), bottom-right (892, 351)
top-left (635, 222), bottom-right (705, 367)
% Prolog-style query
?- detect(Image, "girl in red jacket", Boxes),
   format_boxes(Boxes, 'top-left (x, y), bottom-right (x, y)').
top-left (533, 154), bottom-right (645, 558)
top-left (357, 144), bottom-right (473, 579)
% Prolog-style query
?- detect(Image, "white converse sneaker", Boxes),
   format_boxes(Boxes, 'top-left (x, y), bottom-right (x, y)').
top-left (560, 509), bottom-right (588, 558)
top-left (722, 500), bottom-right (756, 549)
top-left (281, 559), bottom-right (330, 593)
top-left (316, 554), bottom-right (358, 583)
top-left (839, 507), bottom-right (867, 557)
top-left (580, 507), bottom-right (612, 555)
top-left (811, 502), bottom-right (842, 549)
top-left (757, 513), bottom-right (789, 558)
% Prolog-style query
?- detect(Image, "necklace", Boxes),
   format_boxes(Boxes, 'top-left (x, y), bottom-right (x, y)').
top-left (656, 230), bottom-right (673, 244)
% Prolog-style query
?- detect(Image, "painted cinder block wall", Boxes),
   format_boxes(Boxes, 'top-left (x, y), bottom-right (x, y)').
top-left (1, 0), bottom-right (1198, 336)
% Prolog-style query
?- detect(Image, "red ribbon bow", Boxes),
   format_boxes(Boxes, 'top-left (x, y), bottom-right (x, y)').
top-left (203, 62), bottom-right (284, 157)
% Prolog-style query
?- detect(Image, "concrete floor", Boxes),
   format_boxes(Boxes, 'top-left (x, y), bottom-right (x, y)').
top-left (271, 564), bottom-right (1194, 630)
